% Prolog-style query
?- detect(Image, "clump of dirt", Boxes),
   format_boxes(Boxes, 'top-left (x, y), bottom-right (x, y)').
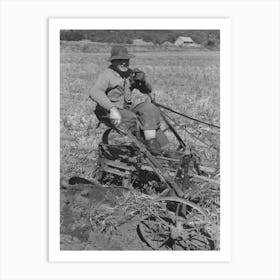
top-left (60, 178), bottom-right (149, 250)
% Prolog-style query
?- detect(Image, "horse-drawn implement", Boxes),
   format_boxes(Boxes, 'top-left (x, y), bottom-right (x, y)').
top-left (91, 101), bottom-right (220, 250)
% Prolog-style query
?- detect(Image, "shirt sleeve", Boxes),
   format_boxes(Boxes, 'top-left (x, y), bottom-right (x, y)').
top-left (90, 71), bottom-right (115, 111)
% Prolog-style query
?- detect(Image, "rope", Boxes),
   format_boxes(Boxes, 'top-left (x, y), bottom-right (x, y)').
top-left (152, 101), bottom-right (220, 129)
top-left (163, 112), bottom-right (217, 150)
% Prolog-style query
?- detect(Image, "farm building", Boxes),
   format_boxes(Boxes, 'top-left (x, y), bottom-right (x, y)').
top-left (174, 36), bottom-right (198, 47)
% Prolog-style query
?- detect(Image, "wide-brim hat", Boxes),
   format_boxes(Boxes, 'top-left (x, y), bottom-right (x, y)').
top-left (108, 45), bottom-right (135, 61)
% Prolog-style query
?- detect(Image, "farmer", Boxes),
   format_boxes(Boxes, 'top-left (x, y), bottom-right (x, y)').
top-left (90, 45), bottom-right (168, 155)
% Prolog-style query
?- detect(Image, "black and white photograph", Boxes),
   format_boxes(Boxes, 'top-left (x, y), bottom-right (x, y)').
top-left (48, 18), bottom-right (231, 262)
top-left (52, 19), bottom-right (229, 258)
top-left (1, 0), bottom-right (279, 279)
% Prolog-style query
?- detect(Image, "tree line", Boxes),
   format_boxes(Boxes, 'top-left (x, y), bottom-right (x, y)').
top-left (60, 30), bottom-right (220, 49)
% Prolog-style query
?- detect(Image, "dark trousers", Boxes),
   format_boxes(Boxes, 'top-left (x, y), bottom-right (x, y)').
top-left (95, 100), bottom-right (160, 130)
top-left (95, 100), bottom-right (169, 147)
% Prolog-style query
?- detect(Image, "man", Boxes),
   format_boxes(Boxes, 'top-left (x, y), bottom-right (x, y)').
top-left (90, 45), bottom-right (168, 155)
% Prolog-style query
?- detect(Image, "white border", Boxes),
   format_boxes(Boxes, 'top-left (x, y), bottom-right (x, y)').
top-left (49, 18), bottom-right (231, 262)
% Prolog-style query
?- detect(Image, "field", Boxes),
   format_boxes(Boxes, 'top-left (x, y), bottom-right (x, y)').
top-left (60, 41), bottom-right (220, 250)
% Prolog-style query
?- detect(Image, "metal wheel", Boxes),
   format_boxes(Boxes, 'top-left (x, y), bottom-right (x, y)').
top-left (137, 214), bottom-right (171, 250)
top-left (138, 197), bottom-right (217, 250)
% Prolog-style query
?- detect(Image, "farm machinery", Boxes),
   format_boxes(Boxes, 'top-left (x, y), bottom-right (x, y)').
top-left (92, 100), bottom-right (220, 250)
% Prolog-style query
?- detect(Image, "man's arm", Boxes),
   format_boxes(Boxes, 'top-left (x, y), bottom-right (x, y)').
top-left (90, 72), bottom-right (114, 111)
top-left (90, 71), bottom-right (122, 126)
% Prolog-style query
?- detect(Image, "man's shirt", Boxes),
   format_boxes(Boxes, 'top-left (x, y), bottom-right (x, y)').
top-left (90, 67), bottom-right (152, 111)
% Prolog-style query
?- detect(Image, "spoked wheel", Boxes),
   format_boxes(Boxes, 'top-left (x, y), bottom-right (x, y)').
top-left (138, 197), bottom-right (217, 250)
top-left (137, 214), bottom-right (172, 250)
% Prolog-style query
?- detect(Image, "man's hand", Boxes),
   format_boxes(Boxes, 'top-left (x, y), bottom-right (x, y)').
top-left (109, 107), bottom-right (122, 127)
top-left (133, 68), bottom-right (146, 82)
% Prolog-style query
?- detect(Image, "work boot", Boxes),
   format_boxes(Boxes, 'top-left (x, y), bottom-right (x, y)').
top-left (145, 138), bottom-right (162, 156)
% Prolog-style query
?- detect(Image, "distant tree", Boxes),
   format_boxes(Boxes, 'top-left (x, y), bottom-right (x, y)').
top-left (60, 30), bottom-right (85, 41)
top-left (166, 32), bottom-right (177, 43)
top-left (125, 38), bottom-right (133, 44)
top-left (142, 33), bottom-right (154, 43)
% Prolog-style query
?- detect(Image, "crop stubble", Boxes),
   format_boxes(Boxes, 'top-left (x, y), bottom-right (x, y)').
top-left (60, 42), bottom-right (220, 250)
